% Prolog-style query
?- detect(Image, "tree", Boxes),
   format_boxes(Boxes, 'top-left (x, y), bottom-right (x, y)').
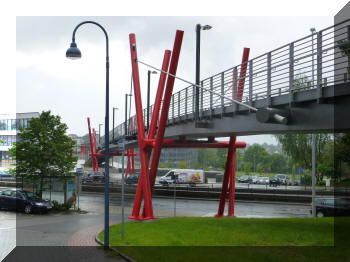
top-left (244, 162), bottom-right (252, 174)
top-left (243, 144), bottom-right (270, 172)
top-left (198, 148), bottom-right (217, 170)
top-left (274, 134), bottom-right (331, 171)
top-left (270, 153), bottom-right (288, 173)
top-left (9, 111), bottom-right (77, 197)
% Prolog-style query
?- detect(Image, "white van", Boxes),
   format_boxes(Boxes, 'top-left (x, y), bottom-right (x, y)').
top-left (159, 169), bottom-right (204, 186)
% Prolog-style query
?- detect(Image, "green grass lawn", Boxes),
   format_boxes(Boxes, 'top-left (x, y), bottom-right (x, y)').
top-left (99, 217), bottom-right (333, 247)
top-left (97, 217), bottom-right (341, 262)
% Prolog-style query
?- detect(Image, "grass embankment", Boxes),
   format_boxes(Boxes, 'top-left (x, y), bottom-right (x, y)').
top-left (98, 217), bottom-right (339, 262)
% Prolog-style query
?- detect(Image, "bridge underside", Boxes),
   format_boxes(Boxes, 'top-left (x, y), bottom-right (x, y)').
top-left (163, 83), bottom-right (350, 139)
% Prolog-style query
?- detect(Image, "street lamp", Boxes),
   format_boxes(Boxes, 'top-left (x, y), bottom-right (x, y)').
top-left (147, 70), bottom-right (157, 132)
top-left (195, 24), bottom-right (212, 123)
top-left (99, 123), bottom-right (103, 144)
top-left (66, 20), bottom-right (111, 249)
top-left (112, 107), bottom-right (118, 142)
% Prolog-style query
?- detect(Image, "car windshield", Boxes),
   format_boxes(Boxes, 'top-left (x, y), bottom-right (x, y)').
top-left (21, 191), bottom-right (40, 200)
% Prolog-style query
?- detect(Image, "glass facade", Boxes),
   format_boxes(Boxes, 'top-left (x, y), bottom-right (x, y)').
top-left (0, 119), bottom-right (30, 130)
top-left (0, 135), bottom-right (17, 146)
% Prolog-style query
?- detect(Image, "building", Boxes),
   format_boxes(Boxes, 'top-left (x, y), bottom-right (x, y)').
top-left (0, 112), bottom-right (40, 167)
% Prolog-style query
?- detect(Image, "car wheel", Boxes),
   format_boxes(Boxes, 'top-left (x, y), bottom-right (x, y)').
top-left (24, 205), bottom-right (32, 214)
top-left (316, 211), bottom-right (324, 218)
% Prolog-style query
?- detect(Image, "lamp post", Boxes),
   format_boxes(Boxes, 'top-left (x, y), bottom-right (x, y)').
top-left (99, 123), bottom-right (103, 144)
top-left (112, 107), bottom-right (118, 142)
top-left (66, 20), bottom-right (111, 249)
top-left (147, 70), bottom-right (157, 132)
top-left (195, 24), bottom-right (212, 122)
top-left (310, 27), bottom-right (316, 218)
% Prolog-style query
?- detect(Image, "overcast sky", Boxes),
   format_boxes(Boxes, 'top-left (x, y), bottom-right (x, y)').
top-left (9, 1), bottom-right (346, 145)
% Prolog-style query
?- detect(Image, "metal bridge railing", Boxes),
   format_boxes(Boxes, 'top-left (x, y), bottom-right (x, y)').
top-left (102, 19), bottom-right (350, 145)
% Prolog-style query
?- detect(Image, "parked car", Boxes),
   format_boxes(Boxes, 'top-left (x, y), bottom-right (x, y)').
top-left (82, 173), bottom-right (93, 183)
top-left (292, 180), bottom-right (300, 186)
top-left (238, 175), bottom-right (252, 183)
top-left (269, 176), bottom-right (281, 187)
top-left (90, 172), bottom-right (105, 182)
top-left (125, 173), bottom-right (139, 184)
top-left (276, 174), bottom-right (289, 185)
top-left (0, 189), bottom-right (53, 214)
top-left (251, 176), bottom-right (260, 184)
top-left (311, 197), bottom-right (350, 217)
top-left (258, 177), bottom-right (269, 185)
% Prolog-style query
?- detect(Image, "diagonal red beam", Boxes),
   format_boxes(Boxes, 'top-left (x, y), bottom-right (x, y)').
top-left (128, 33), bottom-right (154, 220)
top-left (93, 128), bottom-right (99, 172)
top-left (87, 117), bottom-right (96, 172)
top-left (215, 136), bottom-right (236, 217)
top-left (234, 47), bottom-right (250, 102)
top-left (148, 30), bottom-right (184, 194)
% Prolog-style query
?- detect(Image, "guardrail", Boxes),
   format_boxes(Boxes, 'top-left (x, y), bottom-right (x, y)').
top-left (100, 19), bottom-right (350, 145)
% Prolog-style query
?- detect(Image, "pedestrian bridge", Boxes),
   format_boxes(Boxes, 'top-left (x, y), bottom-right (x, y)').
top-left (102, 18), bottom-right (350, 148)
top-left (94, 18), bottom-right (350, 220)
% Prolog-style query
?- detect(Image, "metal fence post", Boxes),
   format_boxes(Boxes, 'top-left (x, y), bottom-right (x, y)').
top-left (192, 85), bottom-right (195, 120)
top-left (289, 42), bottom-right (294, 107)
top-left (267, 52), bottom-right (272, 107)
top-left (249, 60), bottom-right (253, 108)
top-left (210, 76), bottom-right (213, 118)
top-left (185, 87), bottom-right (188, 119)
top-left (221, 72), bottom-right (225, 116)
top-left (233, 67), bottom-right (238, 112)
top-left (317, 31), bottom-right (323, 103)
top-left (178, 91), bottom-right (181, 119)
top-left (200, 80), bottom-right (204, 118)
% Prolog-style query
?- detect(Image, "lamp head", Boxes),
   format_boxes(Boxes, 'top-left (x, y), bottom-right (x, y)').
top-left (151, 71), bottom-right (157, 74)
top-left (66, 42), bottom-right (81, 60)
top-left (202, 25), bottom-right (212, 30)
top-left (310, 27), bottom-right (316, 33)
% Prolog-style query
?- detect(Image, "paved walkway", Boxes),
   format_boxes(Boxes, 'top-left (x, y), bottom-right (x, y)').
top-left (0, 211), bottom-right (16, 262)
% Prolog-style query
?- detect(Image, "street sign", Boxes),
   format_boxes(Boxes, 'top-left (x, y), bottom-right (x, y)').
top-left (297, 167), bottom-right (302, 174)
top-left (118, 139), bottom-right (125, 151)
top-left (76, 167), bottom-right (83, 173)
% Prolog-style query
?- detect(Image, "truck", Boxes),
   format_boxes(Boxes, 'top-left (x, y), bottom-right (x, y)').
top-left (158, 169), bottom-right (205, 186)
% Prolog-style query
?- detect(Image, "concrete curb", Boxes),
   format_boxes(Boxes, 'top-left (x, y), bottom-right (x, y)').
top-left (95, 230), bottom-right (137, 262)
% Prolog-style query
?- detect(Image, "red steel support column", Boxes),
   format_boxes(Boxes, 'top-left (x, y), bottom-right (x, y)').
top-left (148, 30), bottom-right (184, 194)
top-left (87, 118), bottom-right (96, 172)
top-left (142, 49), bottom-right (172, 218)
top-left (228, 143), bottom-right (237, 217)
top-left (93, 128), bottom-right (99, 172)
top-left (216, 136), bottom-right (236, 217)
top-left (129, 33), bottom-right (154, 220)
top-left (236, 48), bottom-right (250, 102)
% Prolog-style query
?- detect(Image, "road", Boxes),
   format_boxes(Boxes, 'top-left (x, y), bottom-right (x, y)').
top-left (1, 192), bottom-right (311, 261)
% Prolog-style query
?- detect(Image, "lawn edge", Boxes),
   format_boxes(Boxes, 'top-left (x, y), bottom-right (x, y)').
top-left (95, 229), bottom-right (137, 262)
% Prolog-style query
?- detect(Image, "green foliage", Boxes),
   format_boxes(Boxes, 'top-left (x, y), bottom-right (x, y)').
top-left (177, 160), bottom-right (188, 169)
top-left (166, 160), bottom-right (174, 168)
top-left (9, 111), bottom-right (77, 197)
top-left (243, 162), bottom-right (252, 173)
top-left (269, 153), bottom-right (288, 173)
top-left (274, 134), bottom-right (331, 170)
top-left (198, 148), bottom-right (217, 170)
top-left (243, 144), bottom-right (270, 173)
top-left (0, 138), bottom-right (4, 144)
top-left (158, 163), bottom-right (166, 168)
top-left (52, 200), bottom-right (73, 211)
